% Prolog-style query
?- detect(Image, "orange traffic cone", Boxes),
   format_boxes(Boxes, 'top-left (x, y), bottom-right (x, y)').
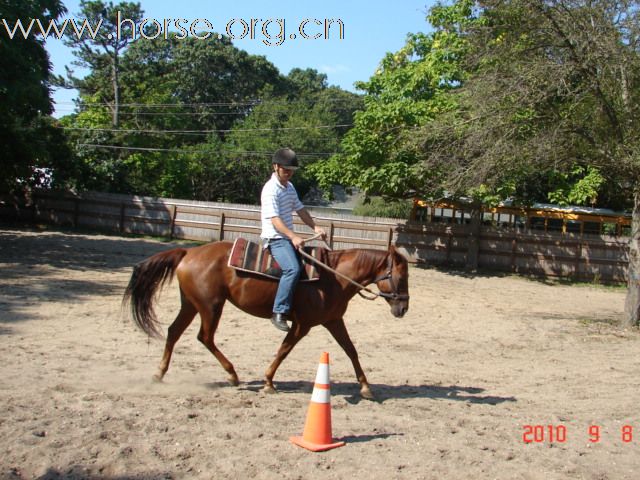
top-left (290, 352), bottom-right (346, 452)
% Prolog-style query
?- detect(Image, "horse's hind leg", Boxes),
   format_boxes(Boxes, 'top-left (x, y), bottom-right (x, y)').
top-left (154, 293), bottom-right (197, 382)
top-left (324, 318), bottom-right (374, 400)
top-left (197, 302), bottom-right (239, 386)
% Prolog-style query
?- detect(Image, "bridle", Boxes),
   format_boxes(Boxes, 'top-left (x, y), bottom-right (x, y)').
top-left (368, 254), bottom-right (410, 301)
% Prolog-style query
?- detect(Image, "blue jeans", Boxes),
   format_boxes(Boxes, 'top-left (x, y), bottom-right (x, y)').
top-left (268, 238), bottom-right (302, 314)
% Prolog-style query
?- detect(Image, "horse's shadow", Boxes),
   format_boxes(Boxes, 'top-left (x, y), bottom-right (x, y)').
top-left (236, 380), bottom-right (516, 405)
top-left (340, 432), bottom-right (404, 443)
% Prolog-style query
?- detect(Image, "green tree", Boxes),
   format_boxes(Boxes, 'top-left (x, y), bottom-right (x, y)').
top-left (168, 36), bottom-right (284, 134)
top-left (184, 68), bottom-right (363, 203)
top-left (61, 0), bottom-right (144, 128)
top-left (0, 0), bottom-right (74, 193)
top-left (286, 67), bottom-right (329, 95)
top-left (313, 0), bottom-right (476, 199)
top-left (63, 32), bottom-right (287, 195)
top-left (225, 88), bottom-right (344, 203)
top-left (314, 86), bottom-right (364, 136)
top-left (547, 167), bottom-right (606, 207)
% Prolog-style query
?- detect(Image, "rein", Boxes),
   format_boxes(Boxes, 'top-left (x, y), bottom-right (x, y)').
top-left (296, 234), bottom-right (409, 301)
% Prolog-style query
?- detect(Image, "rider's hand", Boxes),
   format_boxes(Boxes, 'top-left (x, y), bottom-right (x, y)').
top-left (314, 226), bottom-right (327, 240)
top-left (291, 235), bottom-right (305, 249)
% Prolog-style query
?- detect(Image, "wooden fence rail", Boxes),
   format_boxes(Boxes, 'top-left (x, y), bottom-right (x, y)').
top-left (0, 191), bottom-right (629, 283)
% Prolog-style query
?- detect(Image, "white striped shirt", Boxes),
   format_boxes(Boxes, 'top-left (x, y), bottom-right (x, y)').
top-left (260, 173), bottom-right (304, 240)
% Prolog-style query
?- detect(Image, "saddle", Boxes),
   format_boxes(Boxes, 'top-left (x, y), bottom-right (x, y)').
top-left (227, 238), bottom-right (325, 282)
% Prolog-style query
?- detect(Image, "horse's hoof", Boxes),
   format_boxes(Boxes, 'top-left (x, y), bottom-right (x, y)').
top-left (360, 386), bottom-right (375, 400)
top-left (152, 373), bottom-right (164, 383)
top-left (228, 375), bottom-right (240, 387)
top-left (263, 384), bottom-right (277, 394)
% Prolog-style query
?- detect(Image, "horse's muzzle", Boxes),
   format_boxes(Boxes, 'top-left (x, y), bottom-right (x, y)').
top-left (390, 302), bottom-right (408, 318)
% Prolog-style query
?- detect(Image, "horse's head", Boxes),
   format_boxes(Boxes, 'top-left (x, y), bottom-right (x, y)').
top-left (374, 245), bottom-right (410, 318)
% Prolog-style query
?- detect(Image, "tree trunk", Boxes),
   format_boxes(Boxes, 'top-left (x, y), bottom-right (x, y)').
top-left (623, 191), bottom-right (640, 328)
top-left (112, 52), bottom-right (120, 128)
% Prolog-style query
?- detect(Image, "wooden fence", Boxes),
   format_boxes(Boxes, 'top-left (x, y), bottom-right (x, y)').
top-left (396, 223), bottom-right (628, 282)
top-left (0, 191), bottom-right (630, 283)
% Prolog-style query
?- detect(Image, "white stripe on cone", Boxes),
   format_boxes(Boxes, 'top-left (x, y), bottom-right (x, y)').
top-left (314, 363), bottom-right (329, 385)
top-left (311, 361), bottom-right (331, 403)
top-left (311, 386), bottom-right (330, 403)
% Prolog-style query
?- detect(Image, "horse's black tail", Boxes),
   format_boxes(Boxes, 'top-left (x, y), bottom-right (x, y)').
top-left (122, 248), bottom-right (188, 338)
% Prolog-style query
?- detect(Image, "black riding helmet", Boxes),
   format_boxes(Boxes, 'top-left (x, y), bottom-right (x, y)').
top-left (272, 148), bottom-right (299, 170)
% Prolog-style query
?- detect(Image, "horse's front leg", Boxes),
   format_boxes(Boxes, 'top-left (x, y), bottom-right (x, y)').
top-left (324, 318), bottom-right (374, 400)
top-left (264, 323), bottom-right (311, 394)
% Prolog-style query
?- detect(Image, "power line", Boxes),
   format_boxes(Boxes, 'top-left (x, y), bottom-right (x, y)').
top-left (77, 143), bottom-right (339, 156)
top-left (54, 97), bottom-right (362, 108)
top-left (53, 107), bottom-right (249, 116)
top-left (61, 124), bottom-right (353, 134)
top-left (52, 97), bottom-right (364, 116)
top-left (76, 111), bottom-right (249, 116)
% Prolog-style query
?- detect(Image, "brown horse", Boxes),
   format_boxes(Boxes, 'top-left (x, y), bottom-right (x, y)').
top-left (123, 240), bottom-right (410, 399)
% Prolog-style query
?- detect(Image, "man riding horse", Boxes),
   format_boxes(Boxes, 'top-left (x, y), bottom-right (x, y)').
top-left (260, 148), bottom-right (326, 332)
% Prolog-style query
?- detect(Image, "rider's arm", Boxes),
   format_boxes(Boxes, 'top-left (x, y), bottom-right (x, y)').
top-left (271, 216), bottom-right (305, 248)
top-left (297, 208), bottom-right (327, 241)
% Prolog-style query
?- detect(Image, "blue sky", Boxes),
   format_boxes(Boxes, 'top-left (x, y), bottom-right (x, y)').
top-left (45, 0), bottom-right (437, 117)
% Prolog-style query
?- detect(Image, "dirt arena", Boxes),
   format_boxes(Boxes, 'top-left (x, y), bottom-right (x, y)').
top-left (1, 227), bottom-right (639, 479)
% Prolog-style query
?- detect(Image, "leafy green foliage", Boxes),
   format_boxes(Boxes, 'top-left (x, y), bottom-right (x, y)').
top-left (316, 0), bottom-right (637, 217)
top-left (548, 167), bottom-right (606, 207)
top-left (314, 0), bottom-right (477, 198)
top-left (0, 0), bottom-right (71, 193)
top-left (59, 18), bottom-right (361, 201)
top-left (352, 197), bottom-right (413, 218)
top-left (225, 81), bottom-right (362, 202)
top-left (60, 1), bottom-right (145, 128)
top-left (416, 0), bottom-right (639, 209)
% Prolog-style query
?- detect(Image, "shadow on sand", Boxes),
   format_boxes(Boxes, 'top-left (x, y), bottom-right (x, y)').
top-left (238, 380), bottom-right (516, 406)
top-left (0, 227), bottom-right (191, 329)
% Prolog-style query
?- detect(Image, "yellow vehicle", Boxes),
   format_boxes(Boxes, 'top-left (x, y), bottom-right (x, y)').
top-left (410, 199), bottom-right (632, 237)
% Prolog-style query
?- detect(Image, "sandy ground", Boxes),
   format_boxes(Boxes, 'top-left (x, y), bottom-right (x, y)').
top-left (0, 226), bottom-right (639, 480)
